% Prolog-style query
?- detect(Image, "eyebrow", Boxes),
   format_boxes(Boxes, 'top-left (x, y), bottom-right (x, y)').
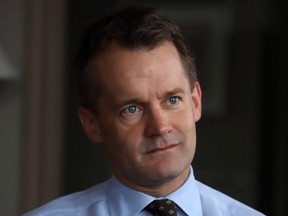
top-left (162, 87), bottom-right (185, 98)
top-left (112, 87), bottom-right (185, 110)
top-left (112, 97), bottom-right (145, 111)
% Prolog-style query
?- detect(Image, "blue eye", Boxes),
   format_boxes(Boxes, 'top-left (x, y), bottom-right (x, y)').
top-left (122, 105), bottom-right (139, 115)
top-left (121, 105), bottom-right (143, 121)
top-left (127, 105), bottom-right (137, 113)
top-left (168, 96), bottom-right (179, 105)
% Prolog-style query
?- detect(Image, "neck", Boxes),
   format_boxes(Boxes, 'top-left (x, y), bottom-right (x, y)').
top-left (115, 167), bottom-right (190, 197)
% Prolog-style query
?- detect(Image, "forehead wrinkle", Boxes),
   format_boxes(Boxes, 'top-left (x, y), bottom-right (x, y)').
top-left (99, 77), bottom-right (149, 107)
top-left (94, 41), bottom-right (191, 109)
top-left (110, 68), bottom-right (188, 104)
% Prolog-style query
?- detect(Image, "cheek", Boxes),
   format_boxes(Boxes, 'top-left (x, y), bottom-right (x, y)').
top-left (104, 122), bottom-right (144, 155)
top-left (174, 108), bottom-right (195, 128)
top-left (114, 122), bottom-right (143, 146)
top-left (174, 110), bottom-right (197, 147)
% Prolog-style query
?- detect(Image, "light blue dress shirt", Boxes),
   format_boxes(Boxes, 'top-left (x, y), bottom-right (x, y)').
top-left (23, 166), bottom-right (264, 216)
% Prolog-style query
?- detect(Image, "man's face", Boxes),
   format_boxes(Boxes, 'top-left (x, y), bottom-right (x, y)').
top-left (81, 41), bottom-right (202, 192)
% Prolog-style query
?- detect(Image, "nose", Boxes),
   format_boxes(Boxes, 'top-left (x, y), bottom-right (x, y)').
top-left (145, 107), bottom-right (172, 137)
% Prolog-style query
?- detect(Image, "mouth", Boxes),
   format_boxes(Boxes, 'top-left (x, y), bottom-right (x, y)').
top-left (146, 144), bottom-right (178, 154)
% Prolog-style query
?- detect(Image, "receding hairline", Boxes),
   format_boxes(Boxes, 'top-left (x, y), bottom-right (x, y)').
top-left (76, 6), bottom-right (198, 112)
top-left (86, 40), bottom-right (196, 100)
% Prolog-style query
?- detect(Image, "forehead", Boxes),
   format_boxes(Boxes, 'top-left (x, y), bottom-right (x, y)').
top-left (91, 41), bottom-right (190, 100)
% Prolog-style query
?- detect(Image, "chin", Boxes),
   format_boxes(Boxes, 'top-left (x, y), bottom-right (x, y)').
top-left (145, 161), bottom-right (190, 185)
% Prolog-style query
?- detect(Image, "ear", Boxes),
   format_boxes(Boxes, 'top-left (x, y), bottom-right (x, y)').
top-left (78, 107), bottom-right (103, 143)
top-left (191, 82), bottom-right (202, 122)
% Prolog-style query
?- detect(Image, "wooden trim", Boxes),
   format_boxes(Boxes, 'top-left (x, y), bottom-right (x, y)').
top-left (20, 0), bottom-right (66, 213)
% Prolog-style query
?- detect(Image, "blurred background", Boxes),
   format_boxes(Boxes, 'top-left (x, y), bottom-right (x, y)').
top-left (0, 0), bottom-right (287, 215)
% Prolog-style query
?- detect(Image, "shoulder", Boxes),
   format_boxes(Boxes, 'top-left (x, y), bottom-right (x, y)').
top-left (196, 181), bottom-right (265, 216)
top-left (23, 180), bottom-right (110, 216)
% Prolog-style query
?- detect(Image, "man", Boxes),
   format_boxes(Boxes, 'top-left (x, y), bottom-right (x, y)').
top-left (24, 6), bottom-right (264, 216)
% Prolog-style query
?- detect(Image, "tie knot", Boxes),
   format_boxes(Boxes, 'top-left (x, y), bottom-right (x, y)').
top-left (145, 199), bottom-right (177, 216)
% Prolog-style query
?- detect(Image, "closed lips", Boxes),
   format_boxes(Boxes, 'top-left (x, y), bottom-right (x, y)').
top-left (146, 143), bottom-right (178, 154)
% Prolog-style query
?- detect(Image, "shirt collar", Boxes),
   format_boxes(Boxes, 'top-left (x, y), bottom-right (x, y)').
top-left (106, 176), bottom-right (154, 216)
top-left (166, 166), bottom-right (202, 216)
top-left (106, 166), bottom-right (202, 216)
